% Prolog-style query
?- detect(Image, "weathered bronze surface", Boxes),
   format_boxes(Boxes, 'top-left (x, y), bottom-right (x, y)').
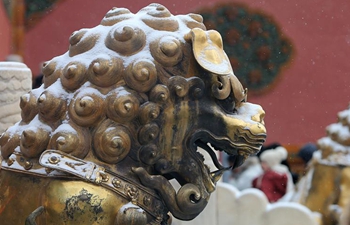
top-left (0, 3), bottom-right (266, 225)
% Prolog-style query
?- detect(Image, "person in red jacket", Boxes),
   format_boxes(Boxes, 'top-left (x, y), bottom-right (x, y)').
top-left (252, 146), bottom-right (293, 203)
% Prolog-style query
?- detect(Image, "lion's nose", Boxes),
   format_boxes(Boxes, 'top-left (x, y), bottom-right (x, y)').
top-left (251, 107), bottom-right (265, 124)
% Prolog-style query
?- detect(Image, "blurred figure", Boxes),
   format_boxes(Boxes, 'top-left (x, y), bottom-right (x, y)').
top-left (227, 155), bottom-right (263, 190)
top-left (258, 142), bottom-right (299, 183)
top-left (298, 142), bottom-right (318, 166)
top-left (33, 74), bottom-right (43, 88)
top-left (252, 146), bottom-right (295, 203)
top-left (32, 61), bottom-right (45, 88)
top-left (291, 143), bottom-right (318, 203)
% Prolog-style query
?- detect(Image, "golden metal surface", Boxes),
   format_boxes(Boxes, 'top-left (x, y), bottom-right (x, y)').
top-left (304, 165), bottom-right (350, 225)
top-left (304, 163), bottom-right (341, 225)
top-left (0, 3), bottom-right (266, 225)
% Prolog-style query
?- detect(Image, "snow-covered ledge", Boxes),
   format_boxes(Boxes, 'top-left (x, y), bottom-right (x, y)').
top-left (0, 62), bottom-right (32, 133)
top-left (172, 182), bottom-right (321, 225)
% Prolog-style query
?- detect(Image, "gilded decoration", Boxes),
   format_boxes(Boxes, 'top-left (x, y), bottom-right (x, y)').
top-left (0, 4), bottom-right (266, 225)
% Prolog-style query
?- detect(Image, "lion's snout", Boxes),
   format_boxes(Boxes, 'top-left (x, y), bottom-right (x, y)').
top-left (237, 102), bottom-right (265, 124)
top-left (228, 102), bottom-right (267, 148)
top-left (250, 105), bottom-right (265, 125)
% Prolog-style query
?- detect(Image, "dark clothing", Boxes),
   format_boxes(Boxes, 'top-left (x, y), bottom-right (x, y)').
top-left (33, 74), bottom-right (43, 89)
top-left (297, 143), bottom-right (317, 163)
top-left (252, 170), bottom-right (288, 203)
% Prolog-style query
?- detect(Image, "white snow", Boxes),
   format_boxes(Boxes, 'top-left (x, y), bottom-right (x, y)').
top-left (119, 201), bottom-right (145, 213)
top-left (338, 109), bottom-right (350, 124)
top-left (327, 123), bottom-right (350, 141)
top-left (52, 123), bottom-right (77, 135)
top-left (6, 115), bottom-right (52, 137)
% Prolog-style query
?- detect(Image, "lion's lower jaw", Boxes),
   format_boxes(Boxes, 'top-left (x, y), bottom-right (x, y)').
top-left (132, 167), bottom-right (208, 221)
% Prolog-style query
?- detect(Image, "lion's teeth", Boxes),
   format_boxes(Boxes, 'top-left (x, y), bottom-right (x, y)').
top-left (210, 170), bottom-right (224, 183)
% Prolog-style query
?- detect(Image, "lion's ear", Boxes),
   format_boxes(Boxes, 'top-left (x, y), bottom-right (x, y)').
top-left (190, 28), bottom-right (233, 75)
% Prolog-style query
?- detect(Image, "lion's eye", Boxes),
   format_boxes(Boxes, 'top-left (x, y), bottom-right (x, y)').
top-left (218, 95), bottom-right (236, 113)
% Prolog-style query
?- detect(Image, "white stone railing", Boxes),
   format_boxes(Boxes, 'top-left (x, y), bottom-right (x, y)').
top-left (0, 62), bottom-right (32, 133)
top-left (172, 182), bottom-right (320, 225)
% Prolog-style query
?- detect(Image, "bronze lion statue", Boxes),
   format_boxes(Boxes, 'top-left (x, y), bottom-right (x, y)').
top-left (0, 3), bottom-right (266, 225)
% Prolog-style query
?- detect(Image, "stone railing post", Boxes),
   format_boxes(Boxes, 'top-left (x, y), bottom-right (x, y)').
top-left (0, 62), bottom-right (32, 133)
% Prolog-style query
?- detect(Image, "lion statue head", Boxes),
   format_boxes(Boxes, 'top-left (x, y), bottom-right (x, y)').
top-left (0, 3), bottom-right (266, 225)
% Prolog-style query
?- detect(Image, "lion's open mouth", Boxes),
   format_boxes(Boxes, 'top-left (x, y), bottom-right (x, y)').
top-left (189, 130), bottom-right (265, 186)
top-left (195, 139), bottom-right (242, 182)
